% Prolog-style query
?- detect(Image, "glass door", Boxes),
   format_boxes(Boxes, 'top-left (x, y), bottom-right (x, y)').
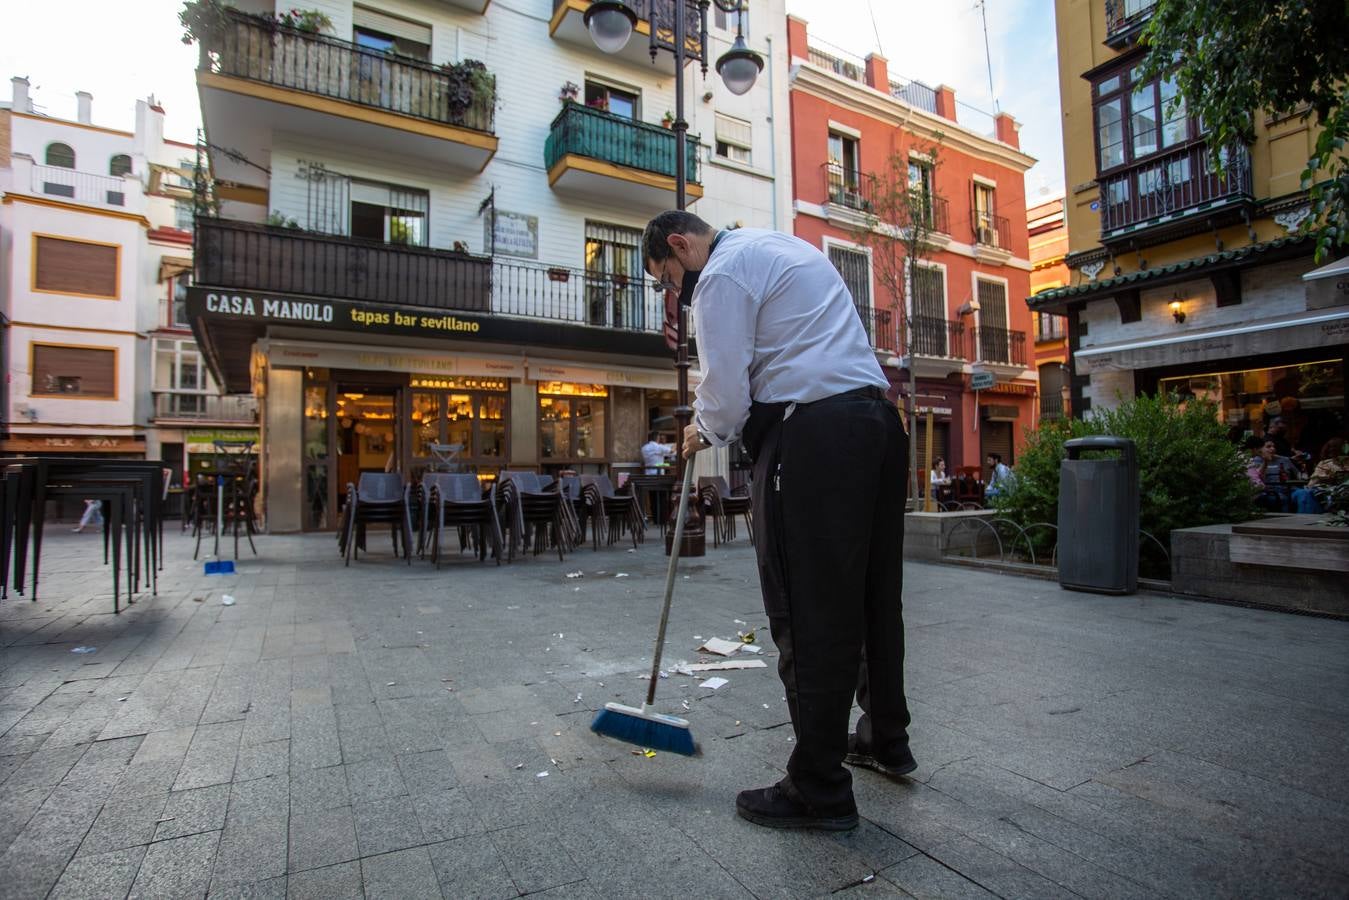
top-left (335, 387), bottom-right (399, 513)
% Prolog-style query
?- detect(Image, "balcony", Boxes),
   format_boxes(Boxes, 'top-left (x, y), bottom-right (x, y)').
top-left (1104, 0), bottom-right (1155, 48)
top-left (30, 164), bottom-right (134, 209)
top-left (1035, 313), bottom-right (1066, 343)
top-left (1098, 142), bottom-right (1254, 247)
top-left (545, 103), bottom-right (702, 211)
top-left (195, 8), bottom-right (498, 194)
top-left (971, 209), bottom-right (1013, 265)
top-left (889, 79), bottom-right (938, 115)
top-left (153, 392), bottom-right (258, 424)
top-left (969, 325), bottom-right (1027, 371)
top-left (1040, 392), bottom-right (1066, 421)
top-left (550, 0), bottom-right (702, 75)
top-left (441, 0), bottom-right (491, 11)
top-left (195, 218), bottom-right (493, 312)
top-left (855, 306), bottom-right (897, 352)
top-left (908, 315), bottom-right (966, 377)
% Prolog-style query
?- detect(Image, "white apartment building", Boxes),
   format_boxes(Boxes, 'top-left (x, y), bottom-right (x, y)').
top-left (0, 77), bottom-right (257, 481)
top-left (186, 0), bottom-right (788, 531)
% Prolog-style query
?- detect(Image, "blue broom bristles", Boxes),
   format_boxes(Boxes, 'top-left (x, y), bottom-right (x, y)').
top-left (591, 704), bottom-right (698, 757)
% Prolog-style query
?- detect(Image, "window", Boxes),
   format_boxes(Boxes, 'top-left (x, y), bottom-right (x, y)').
top-left (976, 279), bottom-right (1011, 362)
top-left (910, 264), bottom-right (948, 355)
top-left (109, 154), bottom-right (132, 177)
top-left (539, 383), bottom-right (608, 461)
top-left (175, 200), bottom-right (194, 233)
top-left (352, 5), bottom-right (431, 60)
top-left (584, 222), bottom-right (645, 329)
top-left (713, 5), bottom-right (748, 36)
top-left (154, 339), bottom-right (206, 393)
top-left (715, 113), bottom-right (752, 165)
top-left (171, 275), bottom-right (191, 327)
top-left (827, 245), bottom-right (870, 309)
top-left (33, 236), bottom-right (119, 299)
top-left (1037, 313), bottom-right (1065, 341)
top-left (1093, 64), bottom-right (1199, 173)
top-left (828, 132), bottom-right (859, 186)
top-left (584, 80), bottom-right (638, 120)
top-left (32, 344), bottom-right (116, 398)
top-left (973, 183), bottom-right (998, 246)
top-left (409, 376), bottom-right (508, 466)
top-left (45, 143), bottom-right (75, 168)
top-left (349, 180), bottom-right (429, 246)
top-left (908, 159), bottom-right (934, 226)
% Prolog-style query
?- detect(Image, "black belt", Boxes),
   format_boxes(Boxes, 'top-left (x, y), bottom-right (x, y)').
top-left (741, 386), bottom-right (887, 462)
top-left (797, 385), bottom-right (889, 407)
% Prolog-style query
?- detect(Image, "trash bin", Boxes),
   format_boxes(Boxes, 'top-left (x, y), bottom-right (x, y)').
top-left (1057, 436), bottom-right (1138, 594)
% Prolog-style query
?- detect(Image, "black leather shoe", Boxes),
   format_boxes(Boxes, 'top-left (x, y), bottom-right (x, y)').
top-left (735, 783), bottom-right (858, 831)
top-left (844, 734), bottom-right (917, 778)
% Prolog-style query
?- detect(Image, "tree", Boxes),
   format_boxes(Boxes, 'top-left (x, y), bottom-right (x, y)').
top-left (848, 138), bottom-right (945, 505)
top-left (1139, 1), bottom-right (1349, 261)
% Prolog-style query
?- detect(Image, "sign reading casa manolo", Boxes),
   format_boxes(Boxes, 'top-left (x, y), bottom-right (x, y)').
top-left (189, 288), bottom-right (487, 338)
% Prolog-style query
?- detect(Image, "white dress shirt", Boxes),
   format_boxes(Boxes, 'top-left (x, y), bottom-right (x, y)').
top-left (691, 228), bottom-right (888, 446)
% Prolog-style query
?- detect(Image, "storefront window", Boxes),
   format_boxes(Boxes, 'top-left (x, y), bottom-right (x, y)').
top-left (303, 371), bottom-right (330, 529)
top-left (409, 376), bottom-right (509, 469)
top-left (1160, 359), bottom-right (1345, 454)
top-left (412, 392), bottom-right (441, 458)
top-left (539, 383), bottom-right (608, 460)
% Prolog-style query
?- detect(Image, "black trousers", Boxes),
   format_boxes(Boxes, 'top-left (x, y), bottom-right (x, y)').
top-left (750, 388), bottom-right (911, 810)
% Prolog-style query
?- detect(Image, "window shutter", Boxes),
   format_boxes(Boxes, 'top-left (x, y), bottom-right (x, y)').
top-left (32, 345), bottom-right (116, 397)
top-left (34, 237), bottom-right (119, 298)
top-left (353, 5), bottom-right (432, 45)
top-left (715, 114), bottom-right (752, 148)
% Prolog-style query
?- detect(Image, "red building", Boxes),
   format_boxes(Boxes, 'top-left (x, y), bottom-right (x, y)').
top-left (786, 16), bottom-right (1037, 490)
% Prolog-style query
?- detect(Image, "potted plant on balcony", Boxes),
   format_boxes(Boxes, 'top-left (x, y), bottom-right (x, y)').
top-left (275, 7), bottom-right (332, 33)
top-left (559, 81), bottom-right (580, 105)
top-left (179, 0), bottom-right (231, 47)
top-left (661, 110), bottom-right (675, 129)
top-left (437, 60), bottom-right (496, 129)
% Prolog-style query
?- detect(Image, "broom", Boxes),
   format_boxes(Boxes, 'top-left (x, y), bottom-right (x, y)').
top-left (590, 460), bottom-right (699, 756)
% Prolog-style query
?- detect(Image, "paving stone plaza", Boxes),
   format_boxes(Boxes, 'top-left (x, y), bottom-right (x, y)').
top-left (1, 528), bottom-right (1347, 899)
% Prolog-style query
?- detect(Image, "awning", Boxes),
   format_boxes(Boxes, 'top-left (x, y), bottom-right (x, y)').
top-left (1074, 308), bottom-right (1349, 374)
top-left (158, 255), bottom-right (193, 283)
top-left (1304, 255), bottom-right (1349, 310)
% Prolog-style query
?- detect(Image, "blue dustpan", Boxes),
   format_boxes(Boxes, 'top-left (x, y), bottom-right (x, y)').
top-left (204, 560), bottom-right (235, 575)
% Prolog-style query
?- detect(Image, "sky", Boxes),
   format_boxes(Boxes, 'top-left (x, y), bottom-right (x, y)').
top-left (0, 0), bottom-right (1065, 196)
top-left (784, 0), bottom-right (1065, 199)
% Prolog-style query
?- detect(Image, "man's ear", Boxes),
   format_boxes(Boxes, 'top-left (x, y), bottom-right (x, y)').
top-left (666, 233), bottom-right (689, 259)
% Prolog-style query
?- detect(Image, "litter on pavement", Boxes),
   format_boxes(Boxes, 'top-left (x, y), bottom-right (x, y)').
top-left (677, 660), bottom-right (767, 674)
top-left (220, 595), bottom-right (236, 606)
top-left (698, 637), bottom-right (743, 656)
top-left (700, 677), bottom-right (730, 690)
top-left (71, 647), bottom-right (97, 654)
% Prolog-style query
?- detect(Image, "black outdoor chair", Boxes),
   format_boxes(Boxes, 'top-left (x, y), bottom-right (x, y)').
top-left (698, 476), bottom-right (753, 546)
top-left (498, 472), bottom-right (567, 561)
top-left (579, 475), bottom-right (643, 551)
top-left (340, 473), bottom-right (414, 565)
top-left (421, 473), bottom-right (502, 566)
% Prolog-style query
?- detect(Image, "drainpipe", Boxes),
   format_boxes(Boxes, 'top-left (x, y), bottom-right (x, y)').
top-left (765, 34), bottom-right (780, 229)
top-left (0, 312), bottom-right (8, 439)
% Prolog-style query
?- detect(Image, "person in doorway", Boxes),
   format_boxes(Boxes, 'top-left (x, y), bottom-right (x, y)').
top-left (984, 453), bottom-right (1014, 500)
top-left (646, 210), bottom-right (912, 832)
top-left (1249, 437), bottom-right (1298, 512)
top-left (639, 430), bottom-right (674, 475)
top-left (1292, 436), bottom-right (1349, 513)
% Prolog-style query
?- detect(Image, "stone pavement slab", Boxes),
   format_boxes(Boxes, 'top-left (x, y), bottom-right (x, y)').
top-left (1, 527), bottom-right (1347, 898)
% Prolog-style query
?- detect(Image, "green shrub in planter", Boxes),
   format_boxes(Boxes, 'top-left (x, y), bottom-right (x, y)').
top-left (993, 393), bottom-right (1257, 568)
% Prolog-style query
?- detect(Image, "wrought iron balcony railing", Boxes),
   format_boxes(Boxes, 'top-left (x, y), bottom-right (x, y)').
top-left (823, 163), bottom-right (876, 213)
top-left (890, 79), bottom-right (938, 114)
top-left (31, 165), bottom-right (130, 208)
top-left (1105, 0), bottom-right (1155, 44)
top-left (972, 209), bottom-right (1011, 250)
top-left (153, 392), bottom-right (258, 423)
top-left (909, 315), bottom-right (965, 358)
top-left (194, 217), bottom-right (665, 334)
top-left (1098, 142), bottom-right (1253, 238)
top-left (1040, 392), bottom-right (1066, 421)
top-left (855, 306), bottom-right (897, 351)
top-left (545, 102), bottom-right (700, 184)
top-left (199, 8), bottom-right (495, 133)
top-left (970, 325), bottom-right (1027, 366)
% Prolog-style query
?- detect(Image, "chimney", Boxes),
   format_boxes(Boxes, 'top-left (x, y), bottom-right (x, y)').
top-left (934, 84), bottom-right (957, 122)
top-left (786, 15), bottom-right (809, 62)
top-left (863, 53), bottom-right (888, 92)
top-left (11, 76), bottom-right (30, 113)
top-left (76, 91), bottom-right (92, 124)
top-left (995, 111), bottom-right (1020, 149)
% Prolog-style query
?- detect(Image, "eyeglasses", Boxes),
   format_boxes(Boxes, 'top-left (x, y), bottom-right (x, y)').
top-left (656, 258), bottom-right (680, 294)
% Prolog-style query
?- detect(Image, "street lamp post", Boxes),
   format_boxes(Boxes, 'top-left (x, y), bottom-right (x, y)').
top-left (583, 0), bottom-right (763, 557)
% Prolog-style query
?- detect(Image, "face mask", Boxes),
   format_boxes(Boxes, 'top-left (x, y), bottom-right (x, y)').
top-left (675, 229), bottom-right (727, 306)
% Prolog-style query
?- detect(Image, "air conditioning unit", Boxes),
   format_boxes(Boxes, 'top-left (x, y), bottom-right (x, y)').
top-left (977, 226), bottom-right (996, 246)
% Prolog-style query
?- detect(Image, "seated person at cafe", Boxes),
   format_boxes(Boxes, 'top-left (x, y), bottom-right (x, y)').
top-left (985, 453), bottom-right (1014, 500)
top-left (640, 430), bottom-right (674, 475)
top-left (1247, 436), bottom-right (1299, 512)
top-left (1293, 436), bottom-right (1349, 514)
top-left (929, 457), bottom-right (953, 504)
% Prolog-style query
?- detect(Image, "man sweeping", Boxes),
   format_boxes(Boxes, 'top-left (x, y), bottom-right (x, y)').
top-left (643, 211), bottom-right (914, 831)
